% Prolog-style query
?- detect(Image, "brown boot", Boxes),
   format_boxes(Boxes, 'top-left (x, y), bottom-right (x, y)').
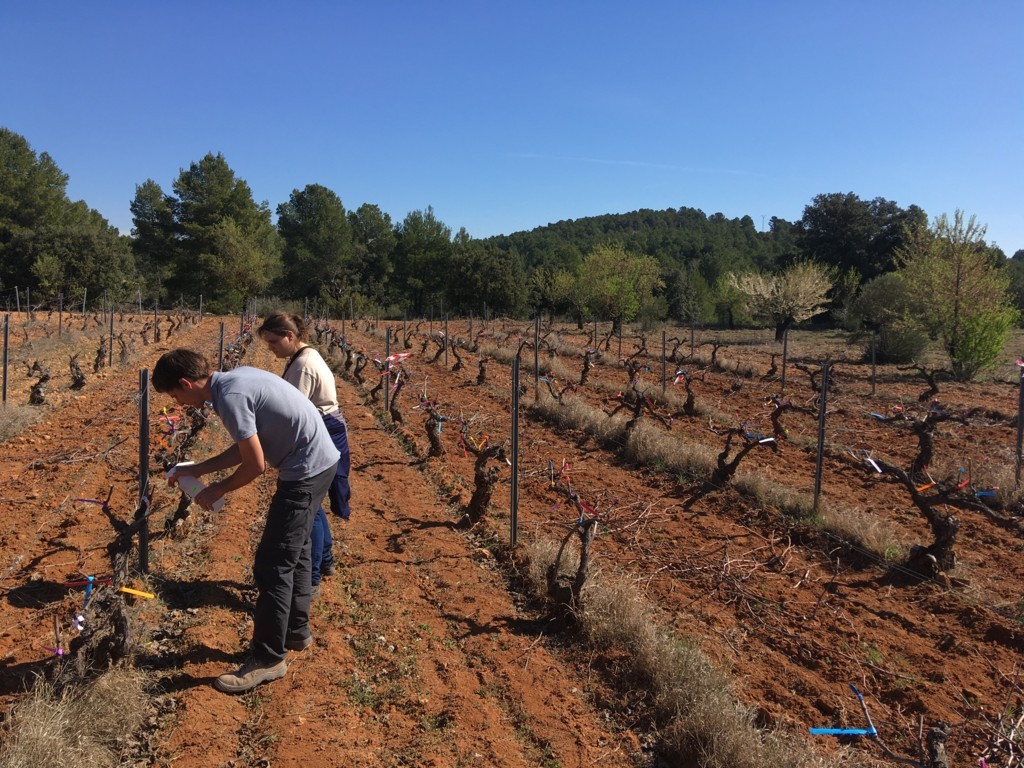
top-left (214, 658), bottom-right (288, 694)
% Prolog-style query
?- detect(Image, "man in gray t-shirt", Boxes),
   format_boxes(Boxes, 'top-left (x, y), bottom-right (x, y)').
top-left (153, 349), bottom-right (339, 693)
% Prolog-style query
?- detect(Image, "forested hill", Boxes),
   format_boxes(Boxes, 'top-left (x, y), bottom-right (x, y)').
top-left (483, 207), bottom-right (800, 286)
top-left (8, 125), bottom-right (1021, 329)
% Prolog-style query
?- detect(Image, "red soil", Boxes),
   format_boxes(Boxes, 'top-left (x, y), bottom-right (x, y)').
top-left (0, 313), bottom-right (1021, 767)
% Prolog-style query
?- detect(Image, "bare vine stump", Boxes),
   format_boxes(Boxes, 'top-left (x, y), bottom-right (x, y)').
top-left (425, 412), bottom-right (445, 457)
top-left (907, 512), bottom-right (959, 577)
top-left (926, 721), bottom-right (950, 768)
top-left (546, 518), bottom-right (598, 620)
top-left (389, 374), bottom-right (406, 423)
top-left (460, 444), bottom-right (506, 527)
top-left (69, 355), bottom-right (87, 389)
top-left (580, 350), bottom-right (595, 386)
top-left (93, 338), bottom-right (108, 373)
top-left (29, 372), bottom-right (50, 405)
top-left (68, 589), bottom-right (135, 677)
top-left (476, 359), bottom-right (487, 385)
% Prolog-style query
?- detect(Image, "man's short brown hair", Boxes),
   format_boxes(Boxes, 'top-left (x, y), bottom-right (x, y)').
top-left (152, 349), bottom-right (213, 393)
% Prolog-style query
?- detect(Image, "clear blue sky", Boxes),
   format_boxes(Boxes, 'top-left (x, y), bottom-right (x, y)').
top-left (3, 1), bottom-right (1022, 254)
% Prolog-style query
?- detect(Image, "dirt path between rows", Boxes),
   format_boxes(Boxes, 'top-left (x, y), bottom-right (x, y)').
top-left (151, 339), bottom-right (642, 767)
top-left (0, 318), bottom-right (644, 768)
top-left (4, 312), bottom-right (1023, 767)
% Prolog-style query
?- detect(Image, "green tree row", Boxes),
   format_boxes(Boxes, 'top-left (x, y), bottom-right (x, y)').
top-left (0, 128), bottom-right (135, 307)
top-left (4, 126), bottom-right (1022, 372)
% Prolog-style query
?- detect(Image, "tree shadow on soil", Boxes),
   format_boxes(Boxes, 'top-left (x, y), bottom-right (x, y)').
top-left (0, 655), bottom-right (62, 696)
top-left (441, 611), bottom-right (552, 642)
top-left (152, 577), bottom-right (254, 613)
top-left (4, 579), bottom-right (69, 608)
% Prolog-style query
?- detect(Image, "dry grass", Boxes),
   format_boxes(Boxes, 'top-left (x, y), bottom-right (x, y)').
top-left (528, 392), bottom-right (628, 446)
top-left (818, 503), bottom-right (907, 561)
top-left (733, 473), bottom-right (815, 518)
top-left (623, 419), bottom-right (716, 480)
top-left (532, 391), bottom-right (908, 565)
top-left (0, 403), bottom-right (44, 443)
top-left (0, 666), bottom-right (149, 768)
top-left (479, 343), bottom-right (576, 382)
top-left (734, 473), bottom-right (906, 561)
top-left (522, 541), bottom-right (865, 768)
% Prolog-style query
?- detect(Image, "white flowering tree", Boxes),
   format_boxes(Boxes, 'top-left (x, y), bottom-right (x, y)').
top-left (727, 261), bottom-right (834, 341)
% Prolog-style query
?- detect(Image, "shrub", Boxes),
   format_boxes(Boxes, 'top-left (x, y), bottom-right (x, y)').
top-left (850, 273), bottom-right (928, 364)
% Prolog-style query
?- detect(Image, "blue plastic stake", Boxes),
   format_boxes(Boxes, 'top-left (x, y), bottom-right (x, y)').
top-left (809, 727), bottom-right (876, 737)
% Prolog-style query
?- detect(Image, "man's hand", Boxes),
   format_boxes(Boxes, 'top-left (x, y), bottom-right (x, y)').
top-left (194, 482), bottom-right (225, 511)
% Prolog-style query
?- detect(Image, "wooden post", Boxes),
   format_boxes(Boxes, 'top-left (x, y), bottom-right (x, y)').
top-left (533, 315), bottom-right (540, 403)
top-left (870, 331), bottom-right (877, 397)
top-left (780, 329), bottom-right (789, 395)
top-left (218, 322), bottom-right (225, 371)
top-left (661, 330), bottom-right (667, 396)
top-left (812, 361), bottom-right (830, 514)
top-left (510, 350), bottom-right (520, 547)
top-left (1016, 363), bottom-right (1024, 490)
top-left (137, 369), bottom-right (150, 573)
top-left (384, 327), bottom-right (391, 415)
top-left (2, 314), bottom-right (8, 405)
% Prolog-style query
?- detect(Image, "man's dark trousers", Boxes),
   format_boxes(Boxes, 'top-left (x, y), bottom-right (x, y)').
top-left (252, 465), bottom-right (335, 663)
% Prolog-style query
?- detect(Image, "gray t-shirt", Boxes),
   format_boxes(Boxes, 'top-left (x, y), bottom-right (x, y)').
top-left (209, 367), bottom-right (340, 481)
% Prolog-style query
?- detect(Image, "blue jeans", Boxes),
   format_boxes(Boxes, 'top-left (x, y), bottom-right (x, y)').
top-left (310, 506), bottom-right (334, 586)
top-left (322, 413), bottom-right (351, 519)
